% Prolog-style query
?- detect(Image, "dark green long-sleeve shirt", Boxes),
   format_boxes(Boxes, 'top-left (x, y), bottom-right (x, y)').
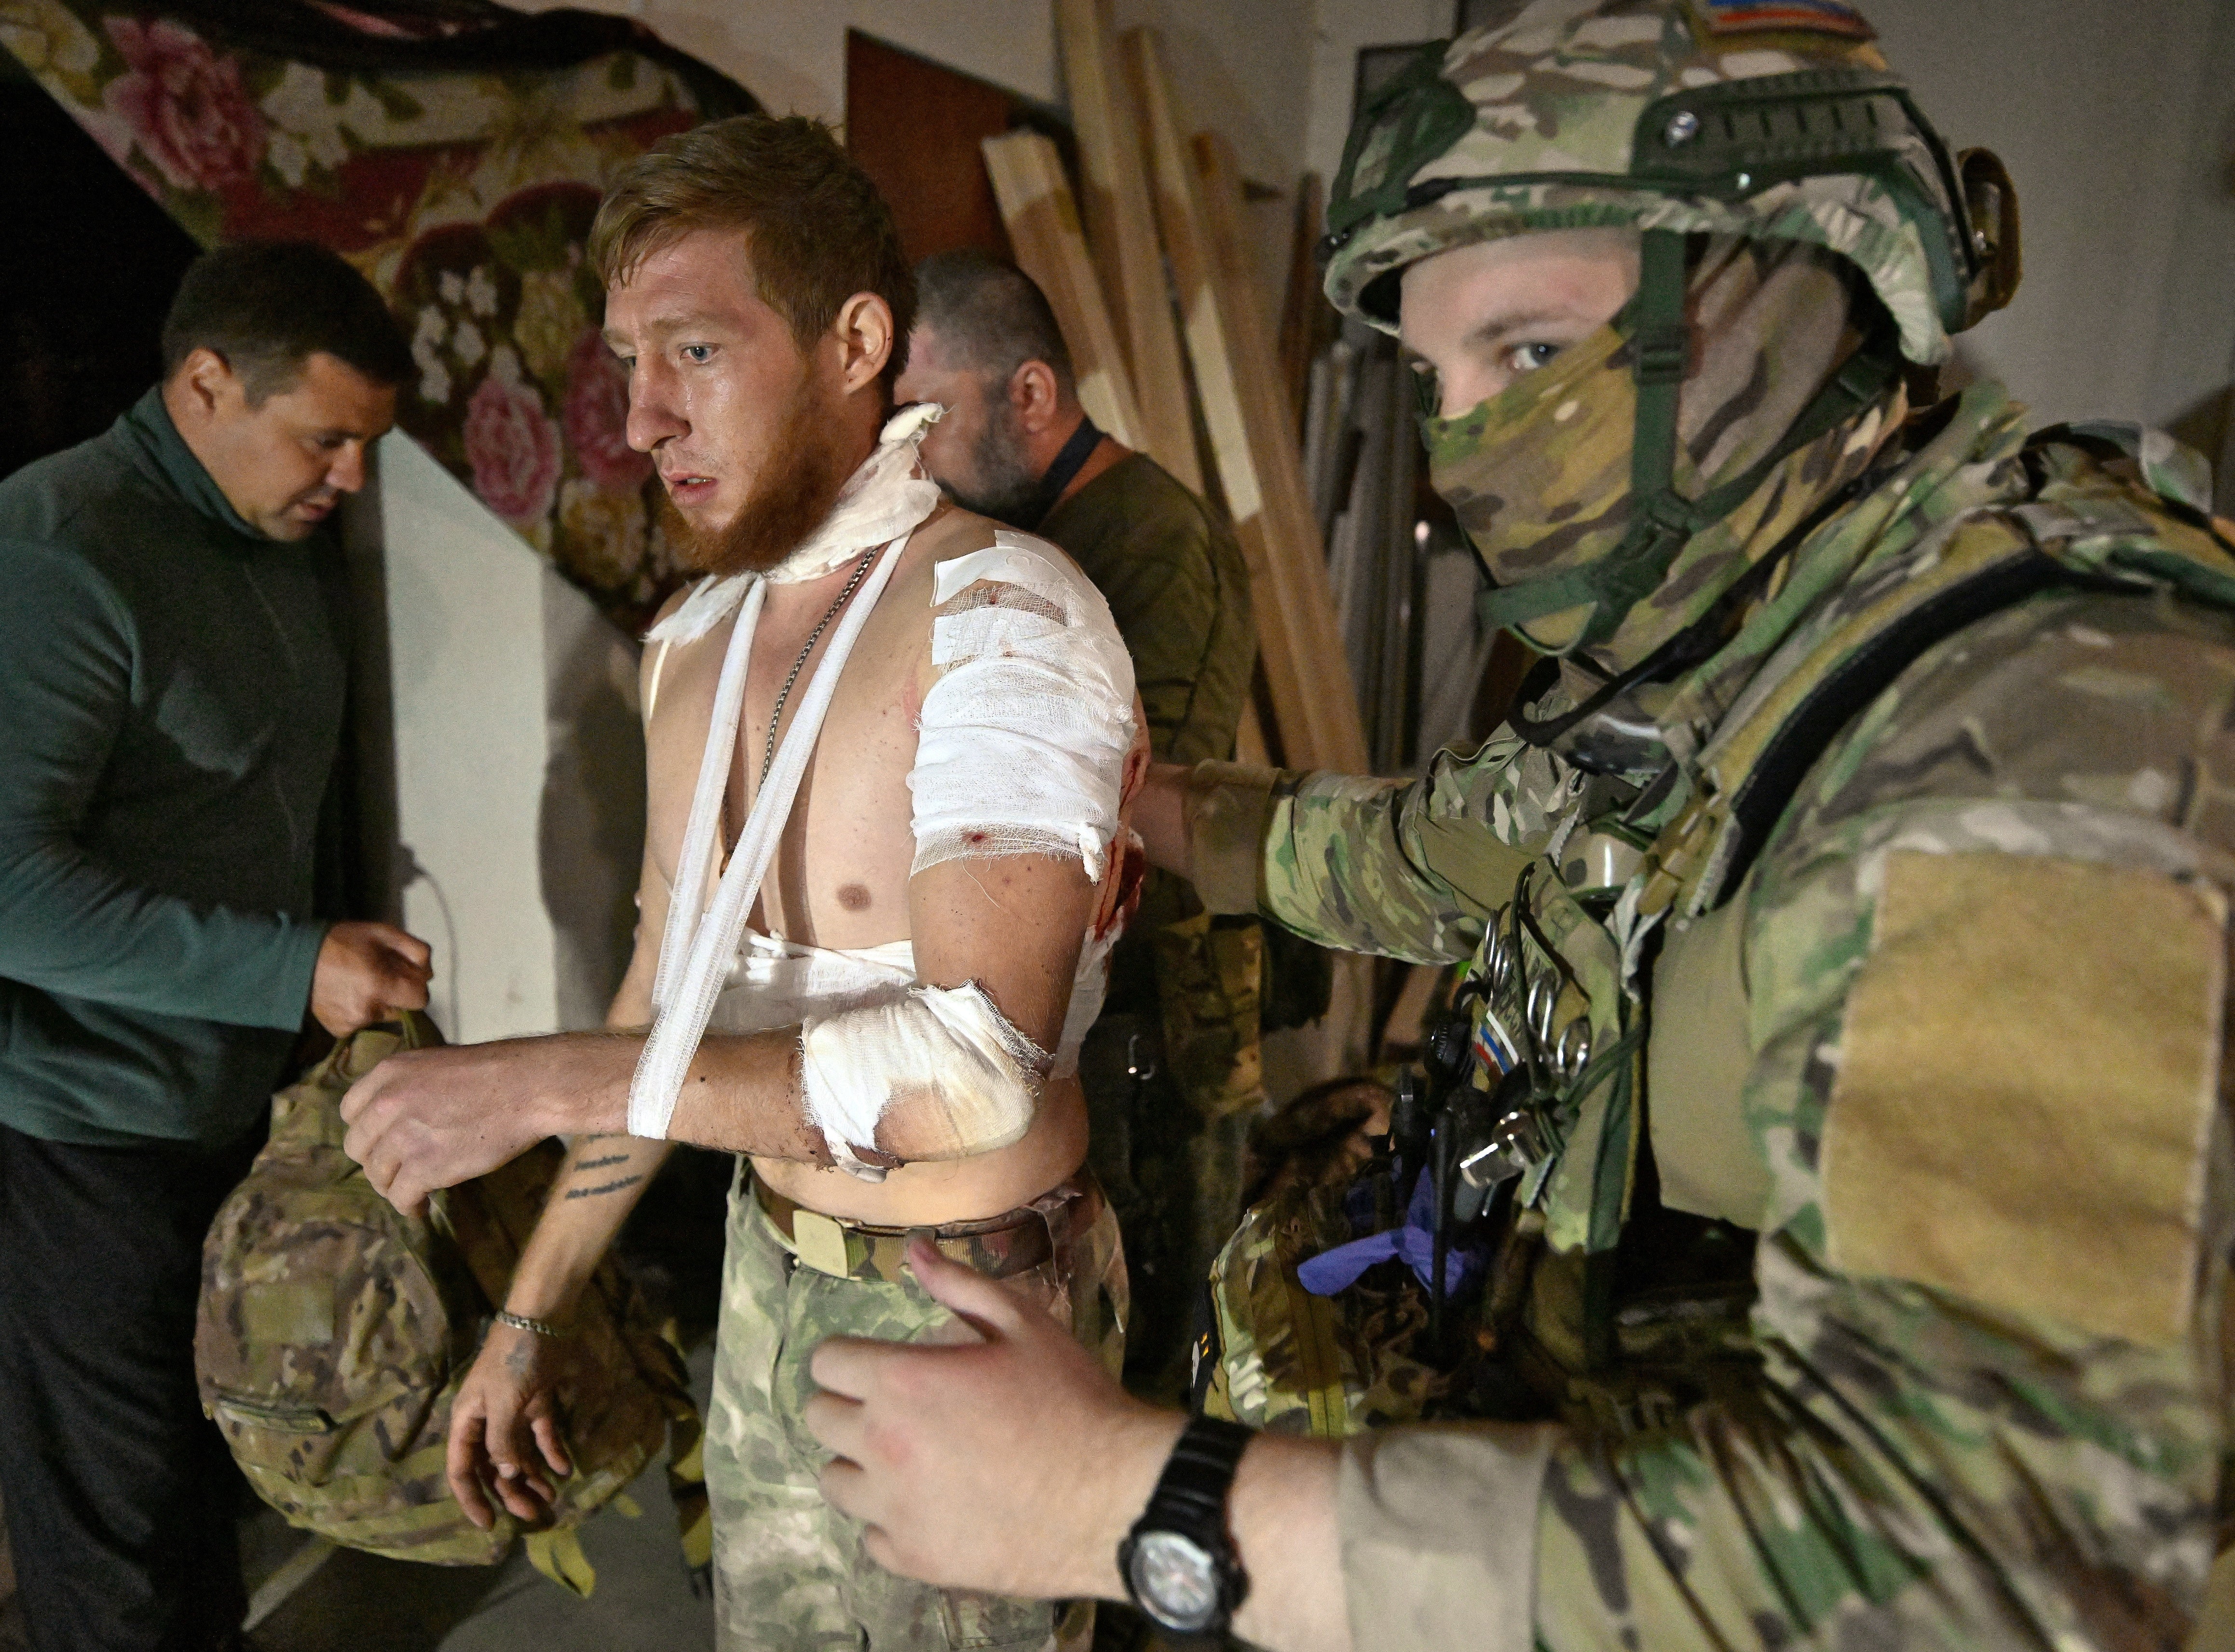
top-left (1042, 452), bottom-right (1254, 775)
top-left (0, 387), bottom-right (345, 1147)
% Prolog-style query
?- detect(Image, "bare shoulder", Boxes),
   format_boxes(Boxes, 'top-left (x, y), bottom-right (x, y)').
top-left (920, 504), bottom-right (1091, 582)
top-left (636, 580), bottom-right (695, 696)
top-left (638, 579), bottom-right (730, 732)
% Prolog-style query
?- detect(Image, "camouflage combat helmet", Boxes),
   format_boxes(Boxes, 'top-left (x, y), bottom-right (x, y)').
top-left (1324, 0), bottom-right (2021, 651)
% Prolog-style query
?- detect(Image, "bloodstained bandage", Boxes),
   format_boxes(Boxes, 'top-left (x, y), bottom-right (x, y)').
top-left (798, 981), bottom-right (1050, 1181)
top-left (910, 532), bottom-right (1137, 882)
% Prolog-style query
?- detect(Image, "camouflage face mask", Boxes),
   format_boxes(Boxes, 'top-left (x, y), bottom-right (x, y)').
top-left (1422, 316), bottom-right (1638, 655)
top-left (1422, 236), bottom-right (1897, 669)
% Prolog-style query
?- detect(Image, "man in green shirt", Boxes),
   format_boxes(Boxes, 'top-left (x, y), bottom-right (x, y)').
top-left (898, 250), bottom-right (1259, 1397)
top-left (0, 241), bottom-right (430, 1652)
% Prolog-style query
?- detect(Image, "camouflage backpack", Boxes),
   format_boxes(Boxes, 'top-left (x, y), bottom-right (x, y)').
top-left (195, 1013), bottom-right (709, 1593)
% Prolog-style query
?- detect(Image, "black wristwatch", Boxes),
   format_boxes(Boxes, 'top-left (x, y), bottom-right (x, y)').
top-left (1117, 1414), bottom-right (1253, 1637)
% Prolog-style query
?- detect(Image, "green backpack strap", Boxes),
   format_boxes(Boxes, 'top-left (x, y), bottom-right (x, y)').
top-left (523, 1527), bottom-right (598, 1598)
top-left (1633, 538), bottom-right (2071, 923)
top-left (1707, 548), bottom-right (2068, 901)
top-left (664, 1388), bottom-right (713, 1584)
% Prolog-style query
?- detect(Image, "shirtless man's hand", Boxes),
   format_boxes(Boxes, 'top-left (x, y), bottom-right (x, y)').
top-left (338, 1031), bottom-right (635, 1216)
top-left (447, 1317), bottom-right (578, 1528)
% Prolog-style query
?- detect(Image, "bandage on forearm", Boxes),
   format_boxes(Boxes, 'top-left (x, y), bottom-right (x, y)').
top-left (911, 533), bottom-right (1137, 881)
top-left (799, 982), bottom-right (1049, 1181)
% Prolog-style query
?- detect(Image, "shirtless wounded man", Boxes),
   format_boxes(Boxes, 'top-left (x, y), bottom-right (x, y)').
top-left (340, 114), bottom-right (1145, 1651)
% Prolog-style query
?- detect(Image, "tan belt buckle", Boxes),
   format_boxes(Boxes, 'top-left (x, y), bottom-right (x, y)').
top-left (792, 1208), bottom-right (857, 1278)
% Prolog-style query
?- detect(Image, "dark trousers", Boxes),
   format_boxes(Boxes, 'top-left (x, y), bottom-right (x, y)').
top-left (1079, 1012), bottom-right (1247, 1404)
top-left (0, 1120), bottom-right (262, 1652)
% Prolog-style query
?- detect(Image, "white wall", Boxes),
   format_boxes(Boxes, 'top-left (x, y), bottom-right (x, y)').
top-left (538, 556), bottom-right (650, 1032)
top-left (513, 0), bottom-right (1312, 189)
top-left (1304, 0), bottom-right (1450, 191)
top-left (342, 433), bottom-right (643, 1044)
top-left (538, 0), bottom-right (1057, 125)
top-left (512, 0), bottom-right (1320, 315)
top-left (1870, 0), bottom-right (2235, 440)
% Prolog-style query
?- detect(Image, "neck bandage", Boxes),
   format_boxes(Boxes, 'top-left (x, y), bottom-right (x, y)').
top-left (647, 402), bottom-right (944, 652)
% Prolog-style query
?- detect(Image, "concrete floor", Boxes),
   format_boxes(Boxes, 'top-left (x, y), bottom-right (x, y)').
top-left (0, 1347), bottom-right (1188, 1652)
top-left (244, 1451), bottom-right (714, 1652)
top-left (0, 1462), bottom-right (717, 1652)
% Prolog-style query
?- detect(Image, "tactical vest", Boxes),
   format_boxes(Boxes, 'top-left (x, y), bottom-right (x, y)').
top-left (1204, 423), bottom-right (2235, 1445)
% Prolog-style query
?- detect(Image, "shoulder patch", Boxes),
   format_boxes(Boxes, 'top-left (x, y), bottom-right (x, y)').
top-left (1689, 0), bottom-right (1876, 39)
top-left (1823, 849), bottom-right (2222, 1346)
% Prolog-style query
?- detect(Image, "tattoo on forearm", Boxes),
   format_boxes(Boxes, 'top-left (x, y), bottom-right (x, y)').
top-left (573, 1151), bottom-right (633, 1172)
top-left (561, 1174), bottom-right (645, 1201)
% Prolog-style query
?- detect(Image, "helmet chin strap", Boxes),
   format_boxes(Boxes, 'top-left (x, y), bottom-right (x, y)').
top-left (1502, 440), bottom-right (1905, 750)
top-left (1476, 229), bottom-right (1901, 655)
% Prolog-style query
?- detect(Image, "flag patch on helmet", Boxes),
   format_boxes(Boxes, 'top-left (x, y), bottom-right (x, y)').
top-left (1692, 0), bottom-right (1876, 38)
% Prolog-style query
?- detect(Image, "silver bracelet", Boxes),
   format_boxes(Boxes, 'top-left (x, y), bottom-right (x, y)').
top-left (491, 1309), bottom-right (562, 1338)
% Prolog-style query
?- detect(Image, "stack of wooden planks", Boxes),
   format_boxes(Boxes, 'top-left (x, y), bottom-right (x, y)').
top-left (1051, 0), bottom-right (1201, 498)
top-left (979, 129), bottom-right (1146, 455)
top-left (980, 3), bottom-right (1369, 777)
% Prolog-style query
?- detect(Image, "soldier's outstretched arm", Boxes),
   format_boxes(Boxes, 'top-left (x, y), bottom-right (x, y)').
top-left (814, 599), bottom-right (2235, 1648)
top-left (1146, 729), bottom-right (1574, 964)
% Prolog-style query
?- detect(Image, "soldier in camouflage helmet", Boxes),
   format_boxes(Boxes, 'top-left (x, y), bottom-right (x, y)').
top-left (801, 3), bottom-right (2235, 1648)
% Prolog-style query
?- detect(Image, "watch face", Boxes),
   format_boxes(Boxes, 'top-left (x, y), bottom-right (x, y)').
top-left (1129, 1530), bottom-right (1221, 1633)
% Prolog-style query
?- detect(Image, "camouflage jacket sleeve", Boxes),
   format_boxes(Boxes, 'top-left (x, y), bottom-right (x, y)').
top-left (1184, 734), bottom-right (1579, 964)
top-left (1340, 588), bottom-right (2235, 1649)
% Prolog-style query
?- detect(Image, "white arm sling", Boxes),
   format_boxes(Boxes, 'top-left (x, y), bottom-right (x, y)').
top-left (626, 535), bottom-right (909, 1140)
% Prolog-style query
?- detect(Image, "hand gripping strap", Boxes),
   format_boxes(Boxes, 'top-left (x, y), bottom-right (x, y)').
top-left (627, 538), bottom-right (910, 1140)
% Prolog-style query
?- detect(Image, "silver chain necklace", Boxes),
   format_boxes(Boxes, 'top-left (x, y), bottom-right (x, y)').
top-left (760, 544), bottom-right (881, 786)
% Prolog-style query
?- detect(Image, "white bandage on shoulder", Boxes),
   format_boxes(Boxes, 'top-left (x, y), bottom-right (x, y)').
top-left (911, 531), bottom-right (1137, 881)
top-left (799, 981), bottom-right (1049, 1181)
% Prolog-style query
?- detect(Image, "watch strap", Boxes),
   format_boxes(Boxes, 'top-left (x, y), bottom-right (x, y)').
top-left (1119, 1414), bottom-right (1254, 1635)
top-left (1139, 1414), bottom-right (1253, 1540)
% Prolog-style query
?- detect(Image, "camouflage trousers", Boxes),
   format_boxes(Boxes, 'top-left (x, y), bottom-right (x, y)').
top-left (707, 1163), bottom-right (1128, 1651)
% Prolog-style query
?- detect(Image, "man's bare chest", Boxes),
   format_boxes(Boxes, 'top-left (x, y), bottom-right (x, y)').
top-left (646, 572), bottom-right (931, 954)
top-left (726, 606), bottom-right (921, 946)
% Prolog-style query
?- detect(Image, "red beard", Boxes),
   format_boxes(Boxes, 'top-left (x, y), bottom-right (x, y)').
top-left (658, 362), bottom-right (854, 578)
